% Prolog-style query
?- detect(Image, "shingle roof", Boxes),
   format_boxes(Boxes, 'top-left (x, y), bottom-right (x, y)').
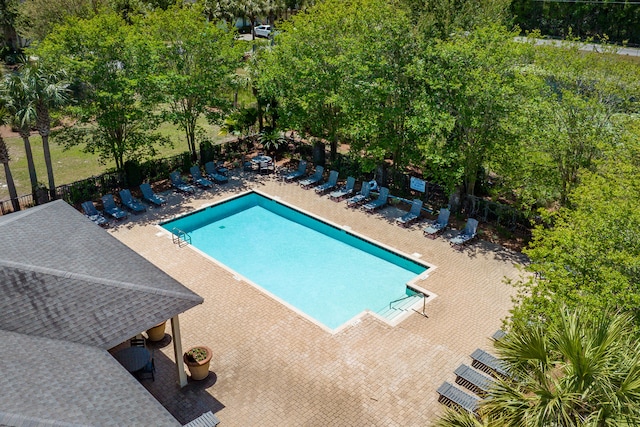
top-left (0, 330), bottom-right (180, 427)
top-left (0, 200), bottom-right (206, 427)
top-left (0, 200), bottom-right (203, 349)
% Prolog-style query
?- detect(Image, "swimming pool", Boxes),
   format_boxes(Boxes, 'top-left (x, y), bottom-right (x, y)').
top-left (161, 191), bottom-right (432, 331)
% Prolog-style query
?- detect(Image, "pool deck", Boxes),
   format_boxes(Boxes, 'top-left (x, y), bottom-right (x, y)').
top-left (108, 170), bottom-right (526, 426)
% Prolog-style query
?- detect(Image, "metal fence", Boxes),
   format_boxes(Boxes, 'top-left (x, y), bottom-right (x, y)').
top-left (0, 152), bottom-right (191, 216)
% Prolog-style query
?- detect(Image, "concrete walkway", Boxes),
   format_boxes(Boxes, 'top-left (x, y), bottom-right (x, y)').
top-left (109, 170), bottom-right (526, 426)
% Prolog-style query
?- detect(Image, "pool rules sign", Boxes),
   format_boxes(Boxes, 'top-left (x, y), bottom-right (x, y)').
top-left (410, 177), bottom-right (426, 193)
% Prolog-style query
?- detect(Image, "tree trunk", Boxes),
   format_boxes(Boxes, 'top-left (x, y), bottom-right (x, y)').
top-left (37, 106), bottom-right (56, 199)
top-left (2, 162), bottom-right (20, 212)
top-left (20, 130), bottom-right (38, 198)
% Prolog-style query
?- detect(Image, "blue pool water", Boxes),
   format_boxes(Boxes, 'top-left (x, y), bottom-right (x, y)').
top-left (161, 192), bottom-right (428, 330)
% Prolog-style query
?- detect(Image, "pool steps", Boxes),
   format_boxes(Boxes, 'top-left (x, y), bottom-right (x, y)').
top-left (376, 293), bottom-right (424, 322)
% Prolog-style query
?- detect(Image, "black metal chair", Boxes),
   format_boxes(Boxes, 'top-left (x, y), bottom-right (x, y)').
top-left (130, 338), bottom-right (145, 348)
top-left (135, 354), bottom-right (155, 381)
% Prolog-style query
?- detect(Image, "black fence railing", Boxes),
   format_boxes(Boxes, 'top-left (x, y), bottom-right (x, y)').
top-left (0, 152), bottom-right (192, 216)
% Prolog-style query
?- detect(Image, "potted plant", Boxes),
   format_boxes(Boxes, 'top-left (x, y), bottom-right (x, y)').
top-left (183, 346), bottom-right (212, 380)
top-left (146, 321), bottom-right (166, 342)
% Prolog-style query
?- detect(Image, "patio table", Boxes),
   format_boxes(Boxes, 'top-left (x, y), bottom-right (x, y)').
top-left (252, 155), bottom-right (272, 164)
top-left (114, 347), bottom-right (151, 373)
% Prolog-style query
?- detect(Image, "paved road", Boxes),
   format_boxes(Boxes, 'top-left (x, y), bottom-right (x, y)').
top-left (515, 36), bottom-right (640, 57)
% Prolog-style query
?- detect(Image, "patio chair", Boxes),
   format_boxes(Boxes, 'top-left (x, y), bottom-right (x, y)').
top-left (130, 338), bottom-right (146, 348)
top-left (135, 351), bottom-right (155, 382)
top-left (454, 364), bottom-right (495, 397)
top-left (329, 176), bottom-right (356, 200)
top-left (215, 160), bottom-right (228, 176)
top-left (423, 208), bottom-right (450, 238)
top-left (346, 181), bottom-right (371, 207)
top-left (314, 170), bottom-right (339, 194)
top-left (470, 348), bottom-right (509, 379)
top-left (259, 160), bottom-right (275, 174)
top-left (449, 218), bottom-right (479, 247)
top-left (140, 183), bottom-right (166, 206)
top-left (437, 382), bottom-right (479, 414)
top-left (362, 187), bottom-right (389, 212)
top-left (81, 201), bottom-right (108, 226)
top-left (170, 171), bottom-right (196, 194)
top-left (190, 166), bottom-right (214, 188)
top-left (119, 189), bottom-right (146, 213)
top-left (396, 199), bottom-right (423, 226)
top-left (299, 165), bottom-right (324, 188)
top-left (101, 194), bottom-right (127, 219)
top-left (284, 160), bottom-right (307, 182)
top-left (204, 161), bottom-right (229, 183)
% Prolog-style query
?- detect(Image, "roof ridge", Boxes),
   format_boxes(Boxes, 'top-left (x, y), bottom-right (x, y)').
top-left (0, 259), bottom-right (203, 303)
top-left (0, 201), bottom-right (55, 226)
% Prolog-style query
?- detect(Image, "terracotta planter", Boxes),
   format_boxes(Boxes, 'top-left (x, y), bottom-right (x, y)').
top-left (183, 346), bottom-right (212, 380)
top-left (146, 321), bottom-right (167, 342)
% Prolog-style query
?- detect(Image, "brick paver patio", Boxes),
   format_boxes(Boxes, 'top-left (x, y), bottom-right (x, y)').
top-left (108, 170), bottom-right (526, 426)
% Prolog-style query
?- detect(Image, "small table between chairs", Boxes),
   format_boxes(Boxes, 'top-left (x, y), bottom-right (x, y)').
top-left (252, 155), bottom-right (272, 164)
top-left (113, 347), bottom-right (151, 373)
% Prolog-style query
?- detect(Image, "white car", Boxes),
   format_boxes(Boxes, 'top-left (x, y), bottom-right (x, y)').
top-left (254, 25), bottom-right (272, 38)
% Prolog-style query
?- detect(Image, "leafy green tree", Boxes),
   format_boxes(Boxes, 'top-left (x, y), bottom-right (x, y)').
top-left (512, 116), bottom-right (640, 326)
top-left (257, 0), bottom-right (417, 166)
top-left (34, 13), bottom-right (167, 176)
top-left (511, 43), bottom-right (639, 207)
top-left (401, 0), bottom-right (511, 39)
top-left (143, 4), bottom-right (243, 161)
top-left (17, 0), bottom-right (106, 41)
top-left (411, 25), bottom-right (528, 196)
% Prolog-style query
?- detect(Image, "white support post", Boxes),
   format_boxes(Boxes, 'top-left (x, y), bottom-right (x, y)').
top-left (171, 315), bottom-right (188, 387)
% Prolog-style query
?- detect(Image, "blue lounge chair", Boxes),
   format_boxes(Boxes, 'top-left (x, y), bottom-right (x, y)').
top-left (215, 160), bottom-right (228, 176)
top-left (362, 187), bottom-right (389, 212)
top-left (470, 348), bottom-right (509, 378)
top-left (423, 208), bottom-right (450, 238)
top-left (119, 189), bottom-right (146, 213)
top-left (204, 161), bottom-right (229, 183)
top-left (396, 199), bottom-right (423, 226)
top-left (346, 181), bottom-right (371, 207)
top-left (437, 382), bottom-right (479, 414)
top-left (329, 176), bottom-right (356, 200)
top-left (190, 166), bottom-right (214, 188)
top-left (315, 170), bottom-right (339, 194)
top-left (299, 165), bottom-right (324, 188)
top-left (170, 171), bottom-right (196, 194)
top-left (449, 218), bottom-right (479, 247)
top-left (284, 160), bottom-right (307, 182)
top-left (140, 183), bottom-right (166, 206)
top-left (81, 201), bottom-right (108, 226)
top-left (101, 194), bottom-right (127, 219)
top-left (454, 364), bottom-right (495, 397)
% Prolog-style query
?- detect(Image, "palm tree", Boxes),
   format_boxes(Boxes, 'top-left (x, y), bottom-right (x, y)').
top-left (23, 63), bottom-right (70, 200)
top-left (3, 69), bottom-right (38, 198)
top-left (483, 307), bottom-right (640, 426)
top-left (434, 308), bottom-right (640, 427)
top-left (0, 107), bottom-right (19, 212)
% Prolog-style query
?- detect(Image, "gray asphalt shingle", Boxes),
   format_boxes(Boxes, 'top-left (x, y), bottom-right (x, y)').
top-left (0, 200), bottom-right (206, 427)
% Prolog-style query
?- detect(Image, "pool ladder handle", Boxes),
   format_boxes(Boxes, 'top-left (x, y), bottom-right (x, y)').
top-left (171, 227), bottom-right (192, 247)
top-left (388, 291), bottom-right (429, 319)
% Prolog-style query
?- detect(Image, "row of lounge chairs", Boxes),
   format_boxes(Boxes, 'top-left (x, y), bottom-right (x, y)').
top-left (437, 338), bottom-right (508, 414)
top-left (81, 186), bottom-right (167, 226)
top-left (284, 161), bottom-right (479, 246)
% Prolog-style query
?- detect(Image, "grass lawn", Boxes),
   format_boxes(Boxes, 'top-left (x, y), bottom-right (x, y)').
top-left (0, 118), bottom-right (231, 200)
